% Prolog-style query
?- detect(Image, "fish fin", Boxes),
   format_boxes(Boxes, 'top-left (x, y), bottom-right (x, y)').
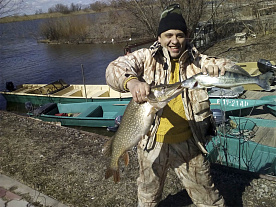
top-left (105, 168), bottom-right (120, 183)
top-left (102, 137), bottom-right (114, 157)
top-left (147, 108), bottom-right (158, 116)
top-left (122, 151), bottom-right (130, 166)
top-left (228, 65), bottom-right (251, 76)
top-left (257, 72), bottom-right (273, 91)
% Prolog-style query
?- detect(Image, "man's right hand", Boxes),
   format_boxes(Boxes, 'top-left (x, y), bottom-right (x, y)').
top-left (126, 79), bottom-right (150, 103)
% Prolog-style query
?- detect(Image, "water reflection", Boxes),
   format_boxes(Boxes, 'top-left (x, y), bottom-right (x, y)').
top-left (0, 19), bottom-right (127, 110)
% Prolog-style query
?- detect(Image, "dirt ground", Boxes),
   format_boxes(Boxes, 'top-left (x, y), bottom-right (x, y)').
top-left (1, 33), bottom-right (276, 207)
top-left (203, 33), bottom-right (276, 63)
top-left (0, 111), bottom-right (276, 207)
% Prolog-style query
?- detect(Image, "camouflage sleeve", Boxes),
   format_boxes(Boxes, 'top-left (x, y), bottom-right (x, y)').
top-left (199, 53), bottom-right (236, 71)
top-left (105, 48), bottom-right (150, 92)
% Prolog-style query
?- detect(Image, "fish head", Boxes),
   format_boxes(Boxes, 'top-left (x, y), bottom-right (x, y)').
top-left (181, 76), bottom-right (198, 88)
top-left (146, 82), bottom-right (184, 109)
top-left (181, 74), bottom-right (208, 89)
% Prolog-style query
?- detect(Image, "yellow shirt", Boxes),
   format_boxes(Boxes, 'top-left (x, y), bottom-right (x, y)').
top-left (156, 59), bottom-right (192, 143)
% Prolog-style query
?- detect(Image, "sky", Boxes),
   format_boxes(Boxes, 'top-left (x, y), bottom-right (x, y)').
top-left (14, 0), bottom-right (105, 16)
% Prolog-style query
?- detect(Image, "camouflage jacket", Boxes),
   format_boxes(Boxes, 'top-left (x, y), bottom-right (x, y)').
top-left (106, 41), bottom-right (234, 154)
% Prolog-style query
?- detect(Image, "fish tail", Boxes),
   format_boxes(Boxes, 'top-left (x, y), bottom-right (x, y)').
top-left (257, 72), bottom-right (273, 91)
top-left (105, 167), bottom-right (120, 183)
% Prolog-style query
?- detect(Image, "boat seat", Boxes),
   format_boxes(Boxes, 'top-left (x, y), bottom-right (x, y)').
top-left (120, 92), bottom-right (132, 98)
top-left (63, 89), bottom-right (81, 96)
top-left (91, 90), bottom-right (108, 97)
top-left (103, 106), bottom-right (126, 119)
top-left (16, 88), bottom-right (33, 93)
top-left (78, 105), bottom-right (103, 117)
top-left (109, 89), bottom-right (121, 97)
top-left (103, 112), bottom-right (118, 119)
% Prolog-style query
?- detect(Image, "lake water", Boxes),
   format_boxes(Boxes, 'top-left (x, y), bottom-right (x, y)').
top-left (0, 18), bottom-right (130, 110)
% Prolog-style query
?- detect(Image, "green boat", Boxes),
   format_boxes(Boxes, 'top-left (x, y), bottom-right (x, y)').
top-left (1, 79), bottom-right (132, 105)
top-left (260, 95), bottom-right (276, 102)
top-left (265, 104), bottom-right (276, 117)
top-left (229, 116), bottom-right (276, 128)
top-left (29, 101), bottom-right (130, 128)
top-left (210, 98), bottom-right (274, 117)
top-left (206, 116), bottom-right (276, 175)
top-left (260, 95), bottom-right (276, 117)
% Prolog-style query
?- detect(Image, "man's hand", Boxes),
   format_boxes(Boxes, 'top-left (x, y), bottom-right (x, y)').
top-left (127, 79), bottom-right (150, 103)
top-left (202, 58), bottom-right (226, 77)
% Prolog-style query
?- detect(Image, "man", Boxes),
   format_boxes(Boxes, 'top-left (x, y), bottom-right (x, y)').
top-left (106, 4), bottom-right (233, 207)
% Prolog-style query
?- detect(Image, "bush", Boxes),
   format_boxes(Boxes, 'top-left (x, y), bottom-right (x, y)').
top-left (48, 4), bottom-right (71, 14)
top-left (40, 16), bottom-right (90, 43)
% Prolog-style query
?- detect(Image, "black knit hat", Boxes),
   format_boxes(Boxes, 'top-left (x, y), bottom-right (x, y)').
top-left (157, 4), bottom-right (187, 36)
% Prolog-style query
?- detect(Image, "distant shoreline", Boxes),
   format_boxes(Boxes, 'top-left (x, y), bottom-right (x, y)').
top-left (0, 10), bottom-right (99, 24)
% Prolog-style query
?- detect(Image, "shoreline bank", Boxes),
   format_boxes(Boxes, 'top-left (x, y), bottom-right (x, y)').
top-left (0, 110), bottom-right (276, 206)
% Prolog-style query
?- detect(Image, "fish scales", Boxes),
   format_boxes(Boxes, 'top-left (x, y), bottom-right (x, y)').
top-left (111, 100), bottom-right (154, 162)
top-left (103, 82), bottom-right (184, 183)
top-left (183, 71), bottom-right (273, 91)
top-left (195, 72), bottom-right (256, 87)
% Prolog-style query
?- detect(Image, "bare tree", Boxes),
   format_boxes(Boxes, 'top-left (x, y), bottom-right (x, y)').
top-left (110, 0), bottom-right (207, 38)
top-left (53, 4), bottom-right (70, 14)
top-left (90, 1), bottom-right (108, 12)
top-left (0, 0), bottom-right (25, 17)
top-left (157, 0), bottom-right (177, 10)
top-left (70, 3), bottom-right (82, 12)
top-left (115, 0), bottom-right (161, 37)
top-left (178, 0), bottom-right (207, 37)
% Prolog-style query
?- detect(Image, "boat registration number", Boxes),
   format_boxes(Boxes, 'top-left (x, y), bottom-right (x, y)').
top-left (216, 99), bottom-right (249, 107)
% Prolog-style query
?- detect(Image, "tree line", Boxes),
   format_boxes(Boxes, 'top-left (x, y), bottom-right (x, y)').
top-left (45, 1), bottom-right (110, 15)
top-left (47, 3), bottom-right (82, 14)
top-left (38, 0), bottom-right (275, 46)
top-left (2, 0), bottom-right (274, 46)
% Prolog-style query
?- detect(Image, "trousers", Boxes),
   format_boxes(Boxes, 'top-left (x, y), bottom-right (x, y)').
top-left (137, 137), bottom-right (225, 207)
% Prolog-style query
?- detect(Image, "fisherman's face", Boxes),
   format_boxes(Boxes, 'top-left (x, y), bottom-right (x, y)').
top-left (158, 29), bottom-right (187, 59)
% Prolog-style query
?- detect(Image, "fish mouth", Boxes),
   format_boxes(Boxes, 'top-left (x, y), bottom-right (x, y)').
top-left (192, 81), bottom-right (199, 88)
top-left (181, 78), bottom-right (198, 89)
top-left (176, 84), bottom-right (182, 89)
top-left (168, 83), bottom-right (185, 96)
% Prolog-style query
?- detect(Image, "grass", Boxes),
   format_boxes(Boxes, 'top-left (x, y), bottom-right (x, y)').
top-left (39, 16), bottom-right (91, 43)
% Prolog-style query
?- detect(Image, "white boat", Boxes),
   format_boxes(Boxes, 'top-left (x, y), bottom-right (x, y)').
top-left (1, 79), bottom-right (132, 105)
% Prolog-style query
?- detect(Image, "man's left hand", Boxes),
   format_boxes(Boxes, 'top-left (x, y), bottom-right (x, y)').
top-left (202, 60), bottom-right (226, 77)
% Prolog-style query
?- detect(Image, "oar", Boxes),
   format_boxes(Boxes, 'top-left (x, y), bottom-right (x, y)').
top-left (81, 64), bottom-right (88, 101)
top-left (113, 104), bottom-right (129, 106)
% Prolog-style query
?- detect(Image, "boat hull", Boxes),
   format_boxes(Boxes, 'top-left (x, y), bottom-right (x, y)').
top-left (2, 93), bottom-right (131, 105)
top-left (260, 95), bottom-right (276, 117)
top-left (1, 82), bottom-right (132, 105)
top-left (206, 116), bottom-right (276, 175)
top-left (30, 101), bottom-right (130, 128)
top-left (207, 136), bottom-right (276, 175)
top-left (210, 98), bottom-right (274, 117)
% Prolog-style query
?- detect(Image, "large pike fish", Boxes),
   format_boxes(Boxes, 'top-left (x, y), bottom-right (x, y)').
top-left (103, 82), bottom-right (185, 183)
top-left (182, 69), bottom-right (273, 91)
